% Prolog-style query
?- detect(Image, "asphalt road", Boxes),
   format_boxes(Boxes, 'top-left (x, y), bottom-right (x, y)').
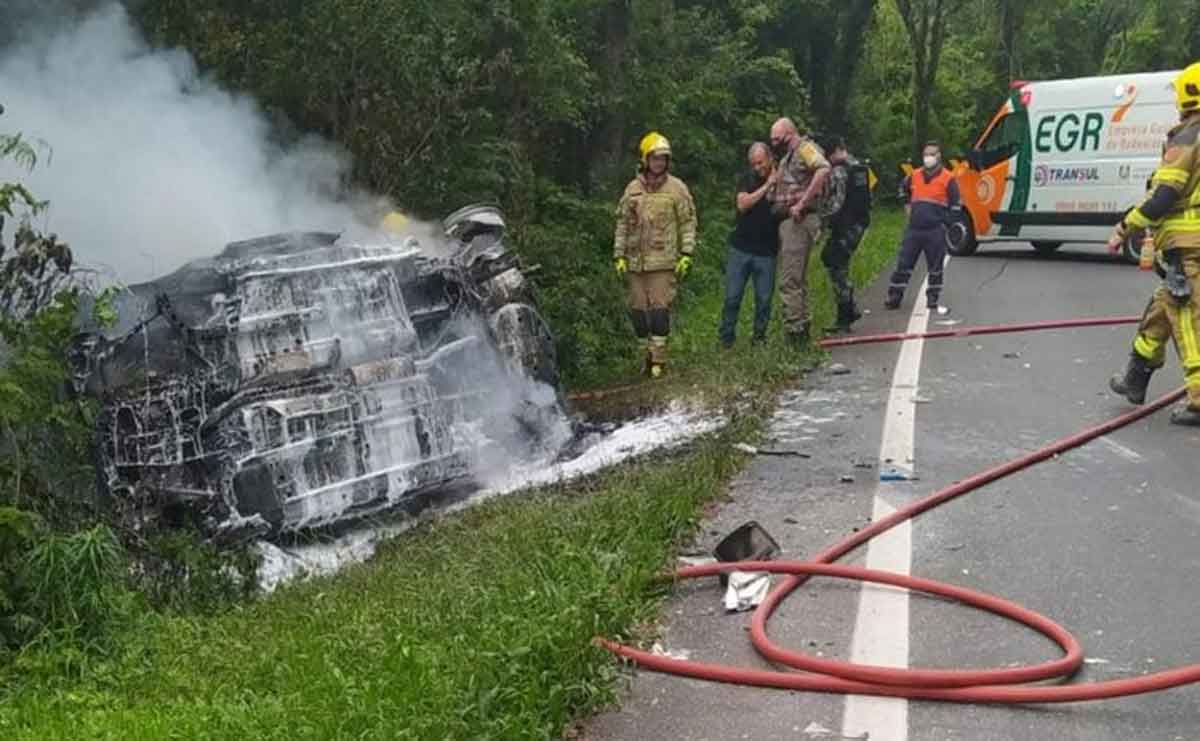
top-left (585, 242), bottom-right (1200, 741)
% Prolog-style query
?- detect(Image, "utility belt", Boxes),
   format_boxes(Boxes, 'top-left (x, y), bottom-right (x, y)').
top-left (1161, 247), bottom-right (1194, 305)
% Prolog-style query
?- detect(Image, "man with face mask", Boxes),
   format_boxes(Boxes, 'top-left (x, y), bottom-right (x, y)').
top-left (612, 131), bottom-right (698, 379)
top-left (886, 141), bottom-right (960, 311)
top-left (768, 117), bottom-right (832, 346)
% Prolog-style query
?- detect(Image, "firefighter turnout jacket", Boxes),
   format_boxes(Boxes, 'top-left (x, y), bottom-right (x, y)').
top-left (1125, 114), bottom-right (1200, 252)
top-left (613, 174), bottom-right (698, 273)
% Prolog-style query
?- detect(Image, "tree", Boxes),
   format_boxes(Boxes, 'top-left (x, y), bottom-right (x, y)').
top-left (760, 0), bottom-right (876, 139)
top-left (995, 0), bottom-right (1032, 81)
top-left (827, 0), bottom-right (879, 136)
top-left (893, 0), bottom-right (962, 157)
top-left (0, 120), bottom-right (92, 526)
top-left (585, 0), bottom-right (633, 193)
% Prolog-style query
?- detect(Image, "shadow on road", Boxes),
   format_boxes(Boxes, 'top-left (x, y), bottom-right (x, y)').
top-left (966, 245), bottom-right (1133, 266)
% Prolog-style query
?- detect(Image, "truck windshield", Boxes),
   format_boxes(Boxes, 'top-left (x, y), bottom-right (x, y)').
top-left (975, 112), bottom-right (1025, 168)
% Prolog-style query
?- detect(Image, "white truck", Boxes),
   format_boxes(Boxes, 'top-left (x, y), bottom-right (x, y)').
top-left (947, 70), bottom-right (1181, 262)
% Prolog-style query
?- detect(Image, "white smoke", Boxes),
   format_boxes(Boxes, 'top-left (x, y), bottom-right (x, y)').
top-left (0, 3), bottom-right (364, 284)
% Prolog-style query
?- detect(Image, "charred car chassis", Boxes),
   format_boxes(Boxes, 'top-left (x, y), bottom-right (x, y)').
top-left (71, 206), bottom-right (567, 541)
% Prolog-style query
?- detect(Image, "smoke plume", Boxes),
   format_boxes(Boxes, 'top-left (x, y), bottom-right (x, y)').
top-left (0, 2), bottom-right (365, 284)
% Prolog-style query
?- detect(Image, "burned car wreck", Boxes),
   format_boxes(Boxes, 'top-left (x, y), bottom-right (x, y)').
top-left (71, 206), bottom-right (571, 541)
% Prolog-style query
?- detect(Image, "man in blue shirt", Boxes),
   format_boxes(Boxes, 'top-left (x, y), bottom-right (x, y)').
top-left (720, 142), bottom-right (784, 348)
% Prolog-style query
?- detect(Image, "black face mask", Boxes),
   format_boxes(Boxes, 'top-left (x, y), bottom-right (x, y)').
top-left (770, 140), bottom-right (790, 160)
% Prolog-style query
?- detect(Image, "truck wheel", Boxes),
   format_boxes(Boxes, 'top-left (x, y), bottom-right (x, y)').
top-left (946, 213), bottom-right (978, 257)
top-left (1031, 241), bottom-right (1062, 255)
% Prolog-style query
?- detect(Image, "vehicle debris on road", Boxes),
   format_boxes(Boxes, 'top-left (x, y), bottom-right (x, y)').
top-left (733, 442), bottom-right (812, 458)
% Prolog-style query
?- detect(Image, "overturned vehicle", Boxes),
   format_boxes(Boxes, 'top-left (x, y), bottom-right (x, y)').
top-left (71, 206), bottom-right (571, 541)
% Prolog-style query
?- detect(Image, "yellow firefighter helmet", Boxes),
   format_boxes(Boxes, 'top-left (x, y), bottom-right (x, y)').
top-left (1174, 62), bottom-right (1200, 114)
top-left (639, 131), bottom-right (672, 168)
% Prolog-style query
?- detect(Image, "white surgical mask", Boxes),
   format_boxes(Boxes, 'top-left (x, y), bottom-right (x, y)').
top-left (923, 155), bottom-right (939, 169)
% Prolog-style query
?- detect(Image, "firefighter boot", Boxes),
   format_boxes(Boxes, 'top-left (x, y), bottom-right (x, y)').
top-left (828, 301), bottom-right (863, 333)
top-left (1109, 353), bottom-right (1156, 405)
top-left (1170, 405), bottom-right (1200, 426)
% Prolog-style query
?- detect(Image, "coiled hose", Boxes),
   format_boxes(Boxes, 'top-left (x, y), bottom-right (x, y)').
top-left (600, 316), bottom-right (1197, 704)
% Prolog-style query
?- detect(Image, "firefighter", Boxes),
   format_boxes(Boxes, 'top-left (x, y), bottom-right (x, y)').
top-left (886, 141), bottom-right (959, 312)
top-left (822, 137), bottom-right (873, 333)
top-left (1107, 62), bottom-right (1200, 427)
top-left (612, 131), bottom-right (698, 378)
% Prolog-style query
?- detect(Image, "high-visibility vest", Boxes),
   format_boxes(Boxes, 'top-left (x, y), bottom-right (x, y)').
top-left (910, 168), bottom-right (954, 207)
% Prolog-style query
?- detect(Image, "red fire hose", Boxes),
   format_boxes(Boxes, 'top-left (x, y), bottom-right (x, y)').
top-left (599, 326), bottom-right (1199, 702)
top-left (566, 317), bottom-right (1141, 401)
top-left (818, 315), bottom-right (1141, 349)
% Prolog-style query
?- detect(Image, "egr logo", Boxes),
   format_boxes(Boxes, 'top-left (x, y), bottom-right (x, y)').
top-left (1034, 165), bottom-right (1049, 187)
top-left (1112, 83), bottom-right (1138, 123)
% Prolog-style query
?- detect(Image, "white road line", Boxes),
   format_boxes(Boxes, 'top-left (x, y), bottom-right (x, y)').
top-left (841, 275), bottom-right (935, 741)
top-left (1098, 436), bottom-right (1144, 463)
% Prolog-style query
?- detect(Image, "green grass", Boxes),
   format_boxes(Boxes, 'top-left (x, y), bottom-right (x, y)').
top-left (1, 445), bottom-right (745, 739)
top-left (0, 211), bottom-right (905, 740)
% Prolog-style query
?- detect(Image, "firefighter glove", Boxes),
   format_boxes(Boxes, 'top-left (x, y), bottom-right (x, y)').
top-left (614, 256), bottom-right (628, 276)
top-left (675, 255), bottom-right (693, 278)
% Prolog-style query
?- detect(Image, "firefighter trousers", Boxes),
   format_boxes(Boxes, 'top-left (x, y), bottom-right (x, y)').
top-left (1131, 250), bottom-right (1200, 410)
top-left (627, 269), bottom-right (677, 365)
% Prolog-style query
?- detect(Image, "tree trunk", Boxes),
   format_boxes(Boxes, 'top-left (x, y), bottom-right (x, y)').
top-left (827, 0), bottom-right (877, 137)
top-left (913, 80), bottom-right (932, 157)
top-left (807, 23), bottom-right (832, 133)
top-left (894, 0), bottom-right (957, 159)
top-left (999, 0), bottom-right (1019, 81)
top-left (586, 0), bottom-right (632, 195)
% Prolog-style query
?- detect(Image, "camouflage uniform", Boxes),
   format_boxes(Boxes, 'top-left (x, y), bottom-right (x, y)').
top-left (613, 173), bottom-right (698, 366)
top-left (1115, 114), bottom-right (1200, 419)
top-left (768, 137), bottom-right (831, 337)
top-left (822, 156), bottom-right (872, 330)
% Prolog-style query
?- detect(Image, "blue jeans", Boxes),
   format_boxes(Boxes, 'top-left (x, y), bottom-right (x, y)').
top-left (719, 247), bottom-right (777, 346)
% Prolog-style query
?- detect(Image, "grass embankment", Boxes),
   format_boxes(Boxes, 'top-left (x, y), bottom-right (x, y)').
top-left (0, 211), bottom-right (905, 740)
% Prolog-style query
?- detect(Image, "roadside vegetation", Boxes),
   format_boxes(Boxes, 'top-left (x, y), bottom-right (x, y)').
top-left (4, 0), bottom-right (1200, 736)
